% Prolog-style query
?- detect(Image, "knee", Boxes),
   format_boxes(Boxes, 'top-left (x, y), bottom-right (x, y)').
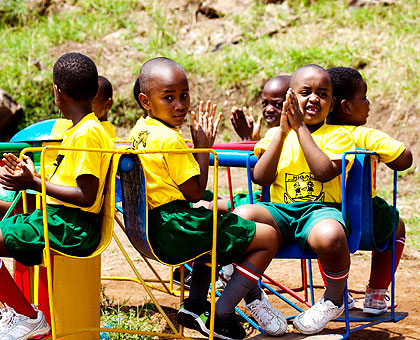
top-left (308, 222), bottom-right (348, 255)
top-left (233, 204), bottom-right (257, 221)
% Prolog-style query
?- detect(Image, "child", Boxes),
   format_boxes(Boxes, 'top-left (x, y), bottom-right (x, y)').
top-left (231, 75), bottom-right (291, 142)
top-left (326, 66), bottom-right (413, 314)
top-left (51, 75), bottom-right (116, 139)
top-left (129, 57), bottom-right (287, 340)
top-left (215, 75), bottom-right (291, 214)
top-left (0, 52), bottom-right (113, 340)
top-left (234, 64), bottom-right (356, 335)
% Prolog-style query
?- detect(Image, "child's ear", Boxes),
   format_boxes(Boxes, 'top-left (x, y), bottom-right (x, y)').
top-left (341, 99), bottom-right (352, 115)
top-left (139, 93), bottom-right (151, 111)
top-left (329, 96), bottom-right (336, 113)
top-left (53, 84), bottom-right (63, 103)
top-left (104, 98), bottom-right (113, 112)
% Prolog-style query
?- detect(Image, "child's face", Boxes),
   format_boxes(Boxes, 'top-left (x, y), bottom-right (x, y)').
top-left (92, 93), bottom-right (111, 121)
top-left (143, 67), bottom-right (190, 128)
top-left (347, 79), bottom-right (370, 126)
top-left (292, 67), bottom-right (334, 127)
top-left (261, 79), bottom-right (289, 128)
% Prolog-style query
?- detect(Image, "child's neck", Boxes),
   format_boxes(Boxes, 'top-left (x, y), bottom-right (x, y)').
top-left (63, 102), bottom-right (93, 126)
top-left (307, 121), bottom-right (325, 133)
top-left (326, 116), bottom-right (345, 125)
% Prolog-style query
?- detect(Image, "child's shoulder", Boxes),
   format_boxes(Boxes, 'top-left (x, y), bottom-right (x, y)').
top-left (130, 116), bottom-right (186, 147)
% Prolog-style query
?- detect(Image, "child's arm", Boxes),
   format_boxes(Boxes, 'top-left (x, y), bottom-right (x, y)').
top-left (231, 106), bottom-right (262, 141)
top-left (0, 157), bottom-right (98, 207)
top-left (253, 103), bottom-right (291, 186)
top-left (285, 89), bottom-right (343, 182)
top-left (178, 100), bottom-right (222, 202)
top-left (385, 147), bottom-right (412, 171)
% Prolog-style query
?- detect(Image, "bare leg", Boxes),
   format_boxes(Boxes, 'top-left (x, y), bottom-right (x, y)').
top-left (234, 204), bottom-right (284, 246)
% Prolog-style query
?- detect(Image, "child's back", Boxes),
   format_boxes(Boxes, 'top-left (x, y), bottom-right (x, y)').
top-left (327, 66), bottom-right (412, 315)
top-left (0, 52), bottom-right (113, 340)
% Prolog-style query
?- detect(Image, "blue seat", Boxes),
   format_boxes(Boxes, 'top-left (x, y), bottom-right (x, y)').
top-left (250, 149), bottom-right (408, 338)
top-left (118, 154), bottom-right (153, 259)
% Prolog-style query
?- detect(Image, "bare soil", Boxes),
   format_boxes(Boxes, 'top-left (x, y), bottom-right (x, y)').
top-left (100, 216), bottom-right (420, 340)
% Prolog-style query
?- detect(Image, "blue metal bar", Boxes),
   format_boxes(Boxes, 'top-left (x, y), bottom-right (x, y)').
top-left (260, 280), bottom-right (304, 314)
top-left (391, 170), bottom-right (397, 319)
top-left (246, 153), bottom-right (254, 204)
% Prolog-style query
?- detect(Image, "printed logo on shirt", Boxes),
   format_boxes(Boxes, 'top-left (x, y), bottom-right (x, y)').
top-left (49, 154), bottom-right (65, 180)
top-left (132, 130), bottom-right (150, 149)
top-left (284, 172), bottom-right (324, 203)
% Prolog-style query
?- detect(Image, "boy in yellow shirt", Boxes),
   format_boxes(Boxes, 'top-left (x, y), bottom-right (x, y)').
top-left (327, 66), bottom-right (413, 314)
top-left (235, 64), bottom-right (355, 335)
top-left (129, 57), bottom-right (287, 339)
top-left (0, 52), bottom-right (113, 339)
top-left (51, 75), bottom-right (115, 139)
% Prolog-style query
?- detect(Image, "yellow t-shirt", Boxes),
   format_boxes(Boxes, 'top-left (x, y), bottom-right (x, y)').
top-left (46, 113), bottom-right (114, 214)
top-left (51, 118), bottom-right (115, 139)
top-left (101, 121), bottom-right (116, 139)
top-left (129, 116), bottom-right (200, 209)
top-left (254, 123), bottom-right (355, 204)
top-left (345, 125), bottom-right (406, 197)
top-left (50, 118), bottom-right (73, 139)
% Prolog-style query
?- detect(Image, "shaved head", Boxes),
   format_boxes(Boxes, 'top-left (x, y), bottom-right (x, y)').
top-left (290, 64), bottom-right (332, 90)
top-left (263, 75), bottom-right (291, 93)
top-left (139, 57), bottom-right (186, 96)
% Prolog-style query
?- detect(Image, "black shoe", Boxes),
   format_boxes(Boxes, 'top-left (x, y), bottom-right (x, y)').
top-left (177, 298), bottom-right (210, 330)
top-left (195, 309), bottom-right (246, 340)
top-left (172, 268), bottom-right (192, 290)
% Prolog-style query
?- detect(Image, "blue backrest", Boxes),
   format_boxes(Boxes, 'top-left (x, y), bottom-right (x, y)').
top-left (342, 150), bottom-right (374, 252)
top-left (118, 154), bottom-right (153, 258)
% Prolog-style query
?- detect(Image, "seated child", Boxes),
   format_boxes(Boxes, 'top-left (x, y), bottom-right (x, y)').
top-left (231, 75), bottom-right (291, 142)
top-left (234, 64), bottom-right (356, 335)
top-left (0, 52), bottom-right (113, 340)
top-left (129, 57), bottom-right (287, 339)
top-left (327, 66), bottom-right (413, 314)
top-left (51, 75), bottom-right (116, 139)
top-left (215, 75), bottom-right (291, 214)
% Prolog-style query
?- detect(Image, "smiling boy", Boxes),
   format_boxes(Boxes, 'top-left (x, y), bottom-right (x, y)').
top-left (235, 64), bottom-right (355, 335)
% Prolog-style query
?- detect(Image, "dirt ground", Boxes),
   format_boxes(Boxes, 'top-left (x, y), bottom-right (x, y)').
top-left (100, 213), bottom-right (420, 340)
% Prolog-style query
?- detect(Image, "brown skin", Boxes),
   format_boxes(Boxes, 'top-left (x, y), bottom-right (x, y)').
top-left (230, 76), bottom-right (291, 142)
top-left (327, 78), bottom-right (412, 238)
top-left (0, 83), bottom-right (99, 257)
top-left (236, 66), bottom-right (350, 274)
top-left (139, 63), bottom-right (279, 273)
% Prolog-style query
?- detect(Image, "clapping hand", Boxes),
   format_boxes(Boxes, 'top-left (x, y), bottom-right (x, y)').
top-left (190, 100), bottom-right (222, 148)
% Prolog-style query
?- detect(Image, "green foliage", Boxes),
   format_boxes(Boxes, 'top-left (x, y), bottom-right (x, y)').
top-left (100, 288), bottom-right (158, 340)
top-left (406, 215), bottom-right (420, 250)
top-left (101, 303), bottom-right (158, 340)
top-left (0, 0), bottom-right (419, 131)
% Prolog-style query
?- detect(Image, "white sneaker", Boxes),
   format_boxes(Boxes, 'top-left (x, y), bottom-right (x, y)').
top-left (245, 289), bottom-right (287, 336)
top-left (0, 304), bottom-right (50, 340)
top-left (293, 296), bottom-right (344, 335)
top-left (348, 295), bottom-right (355, 309)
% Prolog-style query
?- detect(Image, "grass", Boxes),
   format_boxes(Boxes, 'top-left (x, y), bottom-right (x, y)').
top-left (100, 288), bottom-right (158, 339)
top-left (0, 0), bottom-right (419, 128)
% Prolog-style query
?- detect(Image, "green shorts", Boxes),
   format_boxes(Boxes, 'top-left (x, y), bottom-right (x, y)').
top-left (0, 205), bottom-right (100, 266)
top-left (226, 191), bottom-right (262, 211)
top-left (148, 200), bottom-right (256, 266)
top-left (372, 195), bottom-right (399, 245)
top-left (256, 201), bottom-right (348, 250)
